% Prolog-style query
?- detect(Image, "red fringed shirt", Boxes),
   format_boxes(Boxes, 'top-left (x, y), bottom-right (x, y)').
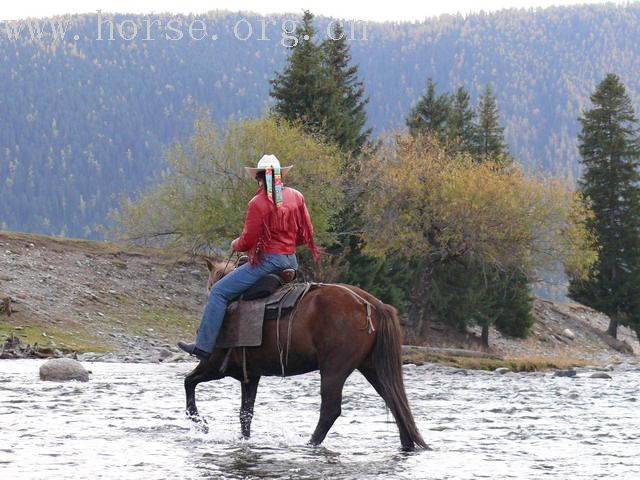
top-left (231, 187), bottom-right (319, 264)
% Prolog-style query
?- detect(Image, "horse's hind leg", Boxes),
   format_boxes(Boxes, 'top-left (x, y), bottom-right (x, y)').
top-left (308, 370), bottom-right (350, 447)
top-left (240, 376), bottom-right (260, 439)
top-left (359, 366), bottom-right (416, 450)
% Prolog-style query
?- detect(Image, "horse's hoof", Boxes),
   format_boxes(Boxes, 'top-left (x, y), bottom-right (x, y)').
top-left (401, 442), bottom-right (431, 452)
top-left (191, 418), bottom-right (209, 434)
top-left (187, 413), bottom-right (209, 433)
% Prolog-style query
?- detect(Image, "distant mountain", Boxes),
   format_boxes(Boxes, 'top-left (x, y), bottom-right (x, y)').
top-left (2, 4), bottom-right (640, 238)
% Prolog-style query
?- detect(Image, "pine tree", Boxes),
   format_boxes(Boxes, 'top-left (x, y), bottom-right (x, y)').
top-left (270, 14), bottom-right (370, 156)
top-left (429, 263), bottom-right (533, 349)
top-left (447, 86), bottom-right (476, 154)
top-left (270, 12), bottom-right (380, 291)
top-left (320, 23), bottom-right (399, 298)
top-left (322, 22), bottom-right (371, 155)
top-left (568, 73), bottom-right (640, 338)
top-left (406, 78), bottom-right (451, 140)
top-left (473, 85), bottom-right (507, 160)
top-left (269, 11), bottom-right (330, 136)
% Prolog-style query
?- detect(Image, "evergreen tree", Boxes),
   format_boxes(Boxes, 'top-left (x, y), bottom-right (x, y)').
top-left (322, 22), bottom-right (371, 155)
top-left (429, 263), bottom-right (533, 348)
top-left (406, 78), bottom-right (451, 140)
top-left (270, 14), bottom-right (371, 156)
top-left (270, 12), bottom-right (382, 291)
top-left (320, 23), bottom-right (400, 300)
top-left (447, 86), bottom-right (476, 154)
top-left (269, 11), bottom-right (331, 136)
top-left (568, 73), bottom-right (640, 338)
top-left (473, 85), bottom-right (507, 160)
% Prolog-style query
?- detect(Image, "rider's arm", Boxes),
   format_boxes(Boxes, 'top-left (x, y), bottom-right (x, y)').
top-left (231, 199), bottom-right (263, 252)
top-left (295, 196), bottom-right (319, 259)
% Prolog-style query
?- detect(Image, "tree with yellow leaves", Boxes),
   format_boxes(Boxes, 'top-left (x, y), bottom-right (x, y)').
top-left (356, 134), bottom-right (596, 339)
top-left (112, 114), bottom-right (344, 262)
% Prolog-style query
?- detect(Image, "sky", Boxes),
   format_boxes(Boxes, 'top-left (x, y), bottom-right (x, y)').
top-left (0, 0), bottom-right (630, 22)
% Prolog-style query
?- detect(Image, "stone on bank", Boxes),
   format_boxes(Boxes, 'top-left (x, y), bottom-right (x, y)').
top-left (39, 358), bottom-right (90, 382)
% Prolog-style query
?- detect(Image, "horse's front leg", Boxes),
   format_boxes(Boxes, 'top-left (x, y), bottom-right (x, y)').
top-left (240, 376), bottom-right (261, 439)
top-left (184, 361), bottom-right (221, 432)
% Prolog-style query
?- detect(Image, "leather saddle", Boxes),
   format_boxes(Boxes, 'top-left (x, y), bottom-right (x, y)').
top-left (241, 268), bottom-right (297, 301)
top-left (215, 263), bottom-right (312, 348)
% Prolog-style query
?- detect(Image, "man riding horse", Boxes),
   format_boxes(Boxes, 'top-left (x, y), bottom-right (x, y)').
top-left (178, 154), bottom-right (426, 450)
top-left (178, 154), bottom-right (318, 360)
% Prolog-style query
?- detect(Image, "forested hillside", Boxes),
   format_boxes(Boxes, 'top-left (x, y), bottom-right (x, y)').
top-left (2, 4), bottom-right (640, 238)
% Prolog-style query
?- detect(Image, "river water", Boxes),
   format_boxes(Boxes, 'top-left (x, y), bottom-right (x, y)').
top-left (1, 360), bottom-right (639, 479)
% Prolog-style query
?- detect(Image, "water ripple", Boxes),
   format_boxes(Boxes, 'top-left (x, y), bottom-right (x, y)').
top-left (1, 360), bottom-right (639, 479)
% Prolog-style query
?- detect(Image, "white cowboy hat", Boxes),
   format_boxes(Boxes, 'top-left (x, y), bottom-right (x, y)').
top-left (244, 154), bottom-right (293, 178)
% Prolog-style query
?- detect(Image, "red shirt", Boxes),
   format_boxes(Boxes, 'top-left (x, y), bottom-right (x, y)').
top-left (231, 186), bottom-right (318, 264)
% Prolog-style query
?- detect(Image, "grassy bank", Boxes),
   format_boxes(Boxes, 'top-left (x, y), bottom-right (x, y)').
top-left (402, 349), bottom-right (587, 372)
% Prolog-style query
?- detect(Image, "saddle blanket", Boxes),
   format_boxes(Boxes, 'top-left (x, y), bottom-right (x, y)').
top-left (215, 282), bottom-right (313, 348)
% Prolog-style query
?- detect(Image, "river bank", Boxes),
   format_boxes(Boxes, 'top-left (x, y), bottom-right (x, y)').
top-left (1, 230), bottom-right (639, 370)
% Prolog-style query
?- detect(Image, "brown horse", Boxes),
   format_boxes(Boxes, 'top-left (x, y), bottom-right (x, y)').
top-left (183, 260), bottom-right (427, 451)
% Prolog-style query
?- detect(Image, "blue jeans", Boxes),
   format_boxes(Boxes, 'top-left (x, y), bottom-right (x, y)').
top-left (195, 253), bottom-right (298, 353)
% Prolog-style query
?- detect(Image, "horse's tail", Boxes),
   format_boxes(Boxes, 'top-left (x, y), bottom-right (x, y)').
top-left (373, 303), bottom-right (428, 451)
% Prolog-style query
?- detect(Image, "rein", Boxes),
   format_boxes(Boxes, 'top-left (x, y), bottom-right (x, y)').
top-left (222, 250), bottom-right (235, 274)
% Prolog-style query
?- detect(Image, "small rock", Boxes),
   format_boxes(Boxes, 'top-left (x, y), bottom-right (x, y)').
top-left (494, 367), bottom-right (511, 375)
top-left (157, 348), bottom-right (173, 359)
top-left (554, 369), bottom-right (577, 378)
top-left (166, 353), bottom-right (188, 362)
top-left (562, 328), bottom-right (575, 340)
top-left (594, 364), bottom-right (614, 372)
top-left (39, 358), bottom-right (89, 382)
top-left (590, 372), bottom-right (612, 379)
top-left (617, 363), bottom-right (636, 372)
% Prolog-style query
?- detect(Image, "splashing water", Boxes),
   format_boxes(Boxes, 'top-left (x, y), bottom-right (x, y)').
top-left (1, 360), bottom-right (639, 479)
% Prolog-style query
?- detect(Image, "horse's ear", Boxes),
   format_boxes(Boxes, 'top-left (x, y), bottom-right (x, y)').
top-left (205, 258), bottom-right (215, 271)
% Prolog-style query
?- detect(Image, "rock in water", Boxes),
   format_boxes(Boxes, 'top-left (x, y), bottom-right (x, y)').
top-left (39, 358), bottom-right (89, 382)
top-left (494, 367), bottom-right (511, 375)
top-left (554, 369), bottom-right (577, 378)
top-left (590, 372), bottom-right (612, 379)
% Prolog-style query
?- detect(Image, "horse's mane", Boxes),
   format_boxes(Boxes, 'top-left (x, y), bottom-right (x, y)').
top-left (208, 259), bottom-right (235, 280)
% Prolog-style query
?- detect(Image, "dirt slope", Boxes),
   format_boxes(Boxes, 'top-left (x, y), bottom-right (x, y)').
top-left (1, 231), bottom-right (638, 366)
top-left (0, 231), bottom-right (206, 361)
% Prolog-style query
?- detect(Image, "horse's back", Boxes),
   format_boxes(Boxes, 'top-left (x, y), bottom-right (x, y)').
top-left (271, 285), bottom-right (379, 371)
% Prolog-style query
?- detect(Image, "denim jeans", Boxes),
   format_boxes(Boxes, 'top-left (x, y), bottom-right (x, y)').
top-left (195, 253), bottom-right (298, 353)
